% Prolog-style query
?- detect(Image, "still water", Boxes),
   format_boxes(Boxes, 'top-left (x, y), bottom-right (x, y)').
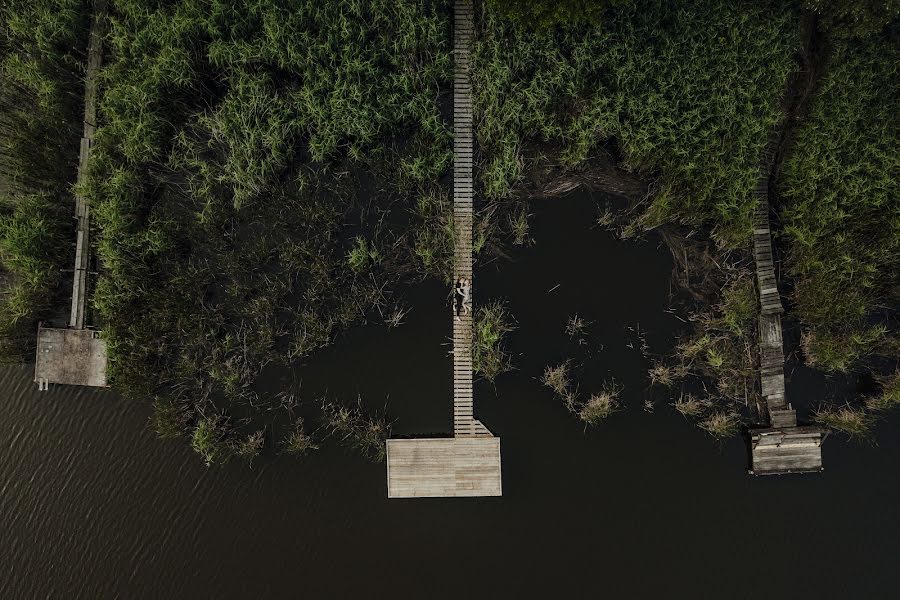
top-left (2, 196), bottom-right (898, 599)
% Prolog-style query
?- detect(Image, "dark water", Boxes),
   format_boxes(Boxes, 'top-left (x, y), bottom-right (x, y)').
top-left (2, 195), bottom-right (899, 599)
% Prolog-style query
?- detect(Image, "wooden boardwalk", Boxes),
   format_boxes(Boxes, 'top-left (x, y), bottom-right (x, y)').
top-left (385, 0), bottom-right (500, 497)
top-left (70, 0), bottom-right (106, 329)
top-left (748, 133), bottom-right (824, 475)
top-left (35, 0), bottom-right (108, 390)
top-left (452, 0), bottom-right (491, 438)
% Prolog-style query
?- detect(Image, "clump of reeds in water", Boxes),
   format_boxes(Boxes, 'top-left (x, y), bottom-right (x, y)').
top-left (814, 405), bottom-right (876, 440)
top-left (473, 301), bottom-right (515, 382)
top-left (236, 430), bottom-right (265, 463)
top-left (699, 411), bottom-right (739, 438)
top-left (282, 418), bottom-right (318, 456)
top-left (673, 393), bottom-right (708, 418)
top-left (578, 386), bottom-right (621, 426)
top-left (542, 361), bottom-right (620, 427)
top-left (321, 398), bottom-right (391, 462)
top-left (541, 362), bottom-right (571, 396)
top-left (191, 415), bottom-right (232, 467)
top-left (565, 315), bottom-right (591, 345)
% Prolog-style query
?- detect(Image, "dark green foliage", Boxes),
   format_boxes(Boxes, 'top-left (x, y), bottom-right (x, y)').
top-left (804, 0), bottom-right (900, 38)
top-left (487, 0), bottom-right (631, 29)
top-left (475, 0), bottom-right (798, 247)
top-left (781, 27), bottom-right (900, 371)
top-left (473, 301), bottom-right (514, 381)
top-left (0, 0), bottom-right (90, 360)
top-left (89, 0), bottom-right (452, 438)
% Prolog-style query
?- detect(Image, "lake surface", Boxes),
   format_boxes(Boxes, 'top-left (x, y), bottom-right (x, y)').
top-left (2, 195), bottom-right (899, 599)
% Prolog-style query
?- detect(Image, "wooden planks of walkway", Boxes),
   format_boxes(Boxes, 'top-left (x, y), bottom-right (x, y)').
top-left (451, 0), bottom-right (490, 438)
top-left (35, 0), bottom-right (108, 391)
top-left (385, 0), bottom-right (500, 497)
top-left (748, 133), bottom-right (824, 475)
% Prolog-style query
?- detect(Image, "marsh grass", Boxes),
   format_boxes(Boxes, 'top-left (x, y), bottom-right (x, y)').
top-left (674, 393), bottom-right (708, 418)
top-left (542, 362), bottom-right (571, 396)
top-left (814, 405), bottom-right (875, 439)
top-left (473, 301), bottom-right (514, 381)
top-left (565, 314), bottom-right (591, 344)
top-left (191, 416), bottom-right (232, 467)
top-left (235, 429), bottom-right (265, 462)
top-left (782, 29), bottom-right (900, 374)
top-left (282, 417), bottom-right (318, 456)
top-left (321, 398), bottom-right (390, 462)
top-left (578, 385), bottom-right (621, 426)
top-left (150, 397), bottom-right (189, 440)
top-left (699, 411), bottom-right (740, 438)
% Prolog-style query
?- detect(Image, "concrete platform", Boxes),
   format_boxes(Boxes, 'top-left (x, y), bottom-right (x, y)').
top-left (34, 326), bottom-right (108, 389)
top-left (386, 438), bottom-right (502, 498)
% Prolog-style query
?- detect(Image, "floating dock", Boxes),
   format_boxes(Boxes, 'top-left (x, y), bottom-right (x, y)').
top-left (385, 0), bottom-right (501, 498)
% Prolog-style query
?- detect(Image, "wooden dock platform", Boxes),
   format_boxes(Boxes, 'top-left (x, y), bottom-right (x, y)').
top-left (386, 438), bottom-right (501, 498)
top-left (385, 0), bottom-right (501, 497)
top-left (748, 137), bottom-right (825, 475)
top-left (35, 0), bottom-right (108, 391)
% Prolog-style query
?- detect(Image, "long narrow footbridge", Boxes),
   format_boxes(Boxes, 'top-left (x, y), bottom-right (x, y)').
top-left (386, 0), bottom-right (502, 498)
top-left (748, 134), bottom-right (825, 475)
top-left (34, 0), bottom-right (108, 391)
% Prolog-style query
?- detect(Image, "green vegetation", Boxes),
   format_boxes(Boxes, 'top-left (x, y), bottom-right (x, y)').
top-left (804, 0), bottom-right (900, 38)
top-left (475, 0), bottom-right (798, 247)
top-left (0, 0), bottom-right (90, 360)
top-left (814, 405), bottom-right (875, 439)
top-left (321, 399), bottom-right (390, 462)
top-left (473, 301), bottom-right (514, 381)
top-left (781, 27), bottom-right (900, 373)
top-left (578, 385), bottom-right (621, 425)
top-left (487, 0), bottom-right (631, 29)
top-left (282, 418), bottom-right (318, 457)
top-left (2, 0), bottom-right (898, 457)
top-left (81, 0), bottom-right (451, 453)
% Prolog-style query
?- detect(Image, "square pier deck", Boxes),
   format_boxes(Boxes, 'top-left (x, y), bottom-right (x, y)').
top-left (386, 438), bottom-right (502, 498)
top-left (34, 327), bottom-right (108, 389)
top-left (749, 427), bottom-right (826, 475)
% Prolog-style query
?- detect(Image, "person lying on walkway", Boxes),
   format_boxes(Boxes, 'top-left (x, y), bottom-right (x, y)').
top-left (459, 277), bottom-right (472, 318)
top-left (454, 278), bottom-right (465, 321)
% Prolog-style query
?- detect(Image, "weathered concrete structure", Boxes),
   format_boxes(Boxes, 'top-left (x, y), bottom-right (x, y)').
top-left (34, 0), bottom-right (108, 391)
top-left (34, 326), bottom-right (107, 390)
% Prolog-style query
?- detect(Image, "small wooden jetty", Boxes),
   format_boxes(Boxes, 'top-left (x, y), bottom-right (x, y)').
top-left (35, 0), bottom-right (108, 391)
top-left (748, 139), bottom-right (825, 475)
top-left (386, 0), bottom-right (502, 498)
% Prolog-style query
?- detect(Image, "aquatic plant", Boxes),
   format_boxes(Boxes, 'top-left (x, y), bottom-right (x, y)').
top-left (864, 371), bottom-right (900, 413)
top-left (780, 27), bottom-right (899, 373)
top-left (150, 397), bottom-right (189, 440)
top-left (0, 0), bottom-right (89, 360)
top-left (674, 393), bottom-right (708, 419)
top-left (475, 0), bottom-right (798, 247)
top-left (579, 386), bottom-right (621, 426)
top-left (282, 418), bottom-right (318, 457)
top-left (814, 405), bottom-right (876, 439)
top-left (191, 416), bottom-right (232, 467)
top-left (565, 315), bottom-right (591, 344)
top-left (473, 301), bottom-right (515, 381)
top-left (542, 362), bottom-right (571, 396)
top-left (235, 430), bottom-right (266, 463)
top-left (321, 398), bottom-right (391, 463)
top-left (699, 411), bottom-right (740, 439)
top-left (647, 362), bottom-right (675, 388)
